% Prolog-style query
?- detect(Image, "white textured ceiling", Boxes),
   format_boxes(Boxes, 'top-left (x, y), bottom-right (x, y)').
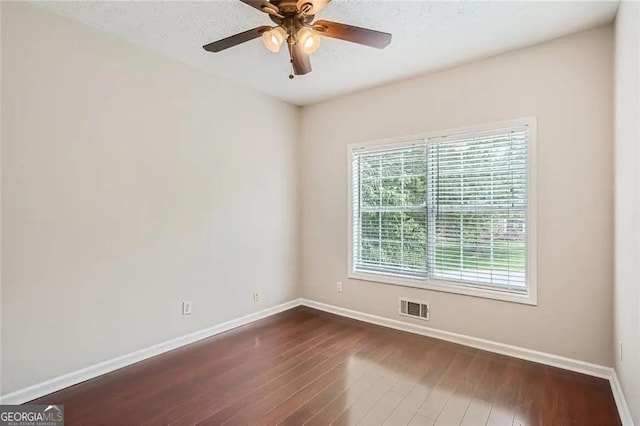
top-left (36, 0), bottom-right (618, 106)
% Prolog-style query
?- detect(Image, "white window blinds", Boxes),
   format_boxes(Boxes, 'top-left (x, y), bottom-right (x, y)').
top-left (427, 128), bottom-right (528, 292)
top-left (351, 124), bottom-right (530, 294)
top-left (351, 143), bottom-right (428, 278)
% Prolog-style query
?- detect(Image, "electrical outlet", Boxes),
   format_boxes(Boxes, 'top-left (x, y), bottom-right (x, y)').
top-left (337, 281), bottom-right (343, 292)
top-left (253, 291), bottom-right (259, 303)
top-left (182, 301), bottom-right (192, 316)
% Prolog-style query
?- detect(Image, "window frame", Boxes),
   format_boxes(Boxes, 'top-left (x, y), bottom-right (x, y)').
top-left (347, 117), bottom-right (538, 305)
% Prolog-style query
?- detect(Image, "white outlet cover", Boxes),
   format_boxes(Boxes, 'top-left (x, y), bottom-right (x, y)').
top-left (182, 301), bottom-right (192, 315)
top-left (619, 341), bottom-right (623, 362)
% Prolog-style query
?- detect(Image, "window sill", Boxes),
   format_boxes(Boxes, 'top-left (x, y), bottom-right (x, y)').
top-left (348, 271), bottom-right (538, 306)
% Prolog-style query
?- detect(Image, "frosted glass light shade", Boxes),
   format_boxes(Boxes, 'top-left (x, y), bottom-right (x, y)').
top-left (297, 27), bottom-right (321, 54)
top-left (262, 27), bottom-right (287, 53)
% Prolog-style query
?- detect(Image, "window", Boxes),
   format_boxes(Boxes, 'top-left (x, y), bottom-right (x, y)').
top-left (349, 119), bottom-right (537, 304)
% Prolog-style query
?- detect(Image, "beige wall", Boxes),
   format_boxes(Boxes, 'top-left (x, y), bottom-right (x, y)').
top-left (1, 2), bottom-right (299, 394)
top-left (300, 26), bottom-right (614, 366)
top-left (614, 2), bottom-right (640, 423)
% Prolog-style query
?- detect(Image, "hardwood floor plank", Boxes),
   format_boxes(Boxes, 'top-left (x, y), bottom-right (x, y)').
top-left (25, 307), bottom-right (621, 426)
top-left (408, 413), bottom-right (436, 426)
top-left (584, 379), bottom-right (622, 426)
top-left (307, 335), bottom-right (410, 425)
top-left (117, 310), bottom-right (337, 424)
top-left (382, 342), bottom-right (454, 426)
top-left (332, 380), bottom-right (391, 426)
top-left (417, 346), bottom-right (477, 420)
top-left (277, 364), bottom-right (364, 426)
top-left (513, 362), bottom-right (545, 426)
top-left (435, 392), bottom-right (472, 426)
top-left (461, 399), bottom-right (492, 426)
top-left (384, 385), bottom-right (432, 426)
top-left (356, 389), bottom-right (404, 426)
top-left (486, 358), bottom-right (533, 426)
top-left (329, 331), bottom-right (446, 426)
top-left (304, 365), bottom-right (384, 425)
top-left (197, 328), bottom-right (370, 425)
top-left (280, 332), bottom-right (400, 426)
top-left (128, 315), bottom-right (339, 424)
top-left (435, 345), bottom-right (493, 426)
top-left (247, 354), bottom-right (375, 425)
top-left (304, 331), bottom-right (419, 425)
top-left (479, 353), bottom-right (511, 396)
top-left (150, 319), bottom-right (352, 424)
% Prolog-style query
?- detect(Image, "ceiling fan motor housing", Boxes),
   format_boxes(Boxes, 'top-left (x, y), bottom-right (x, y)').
top-left (278, 0), bottom-right (308, 14)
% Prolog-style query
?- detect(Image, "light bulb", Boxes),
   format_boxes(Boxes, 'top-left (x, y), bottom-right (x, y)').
top-left (262, 26), bottom-right (286, 53)
top-left (297, 27), bottom-right (321, 55)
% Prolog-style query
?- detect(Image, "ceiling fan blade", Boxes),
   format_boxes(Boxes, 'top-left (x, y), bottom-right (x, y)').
top-left (239, 0), bottom-right (279, 14)
top-left (314, 20), bottom-right (391, 49)
top-left (297, 0), bottom-right (331, 15)
top-left (291, 43), bottom-right (312, 75)
top-left (203, 26), bottom-right (271, 52)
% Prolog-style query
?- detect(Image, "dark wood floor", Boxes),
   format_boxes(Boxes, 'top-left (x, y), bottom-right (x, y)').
top-left (30, 307), bottom-right (620, 425)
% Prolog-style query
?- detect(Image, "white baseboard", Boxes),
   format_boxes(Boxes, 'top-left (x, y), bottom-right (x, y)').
top-left (610, 370), bottom-right (635, 426)
top-left (300, 299), bottom-right (634, 425)
top-left (0, 298), bottom-right (302, 405)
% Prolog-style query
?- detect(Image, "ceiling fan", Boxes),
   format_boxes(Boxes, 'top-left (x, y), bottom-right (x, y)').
top-left (202, 0), bottom-right (392, 78)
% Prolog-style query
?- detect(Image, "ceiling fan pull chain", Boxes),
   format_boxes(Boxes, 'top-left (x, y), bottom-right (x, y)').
top-left (288, 42), bottom-right (295, 79)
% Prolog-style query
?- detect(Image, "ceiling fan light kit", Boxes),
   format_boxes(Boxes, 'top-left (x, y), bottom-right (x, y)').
top-left (262, 26), bottom-right (287, 52)
top-left (202, 0), bottom-right (392, 78)
top-left (296, 27), bottom-right (321, 54)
